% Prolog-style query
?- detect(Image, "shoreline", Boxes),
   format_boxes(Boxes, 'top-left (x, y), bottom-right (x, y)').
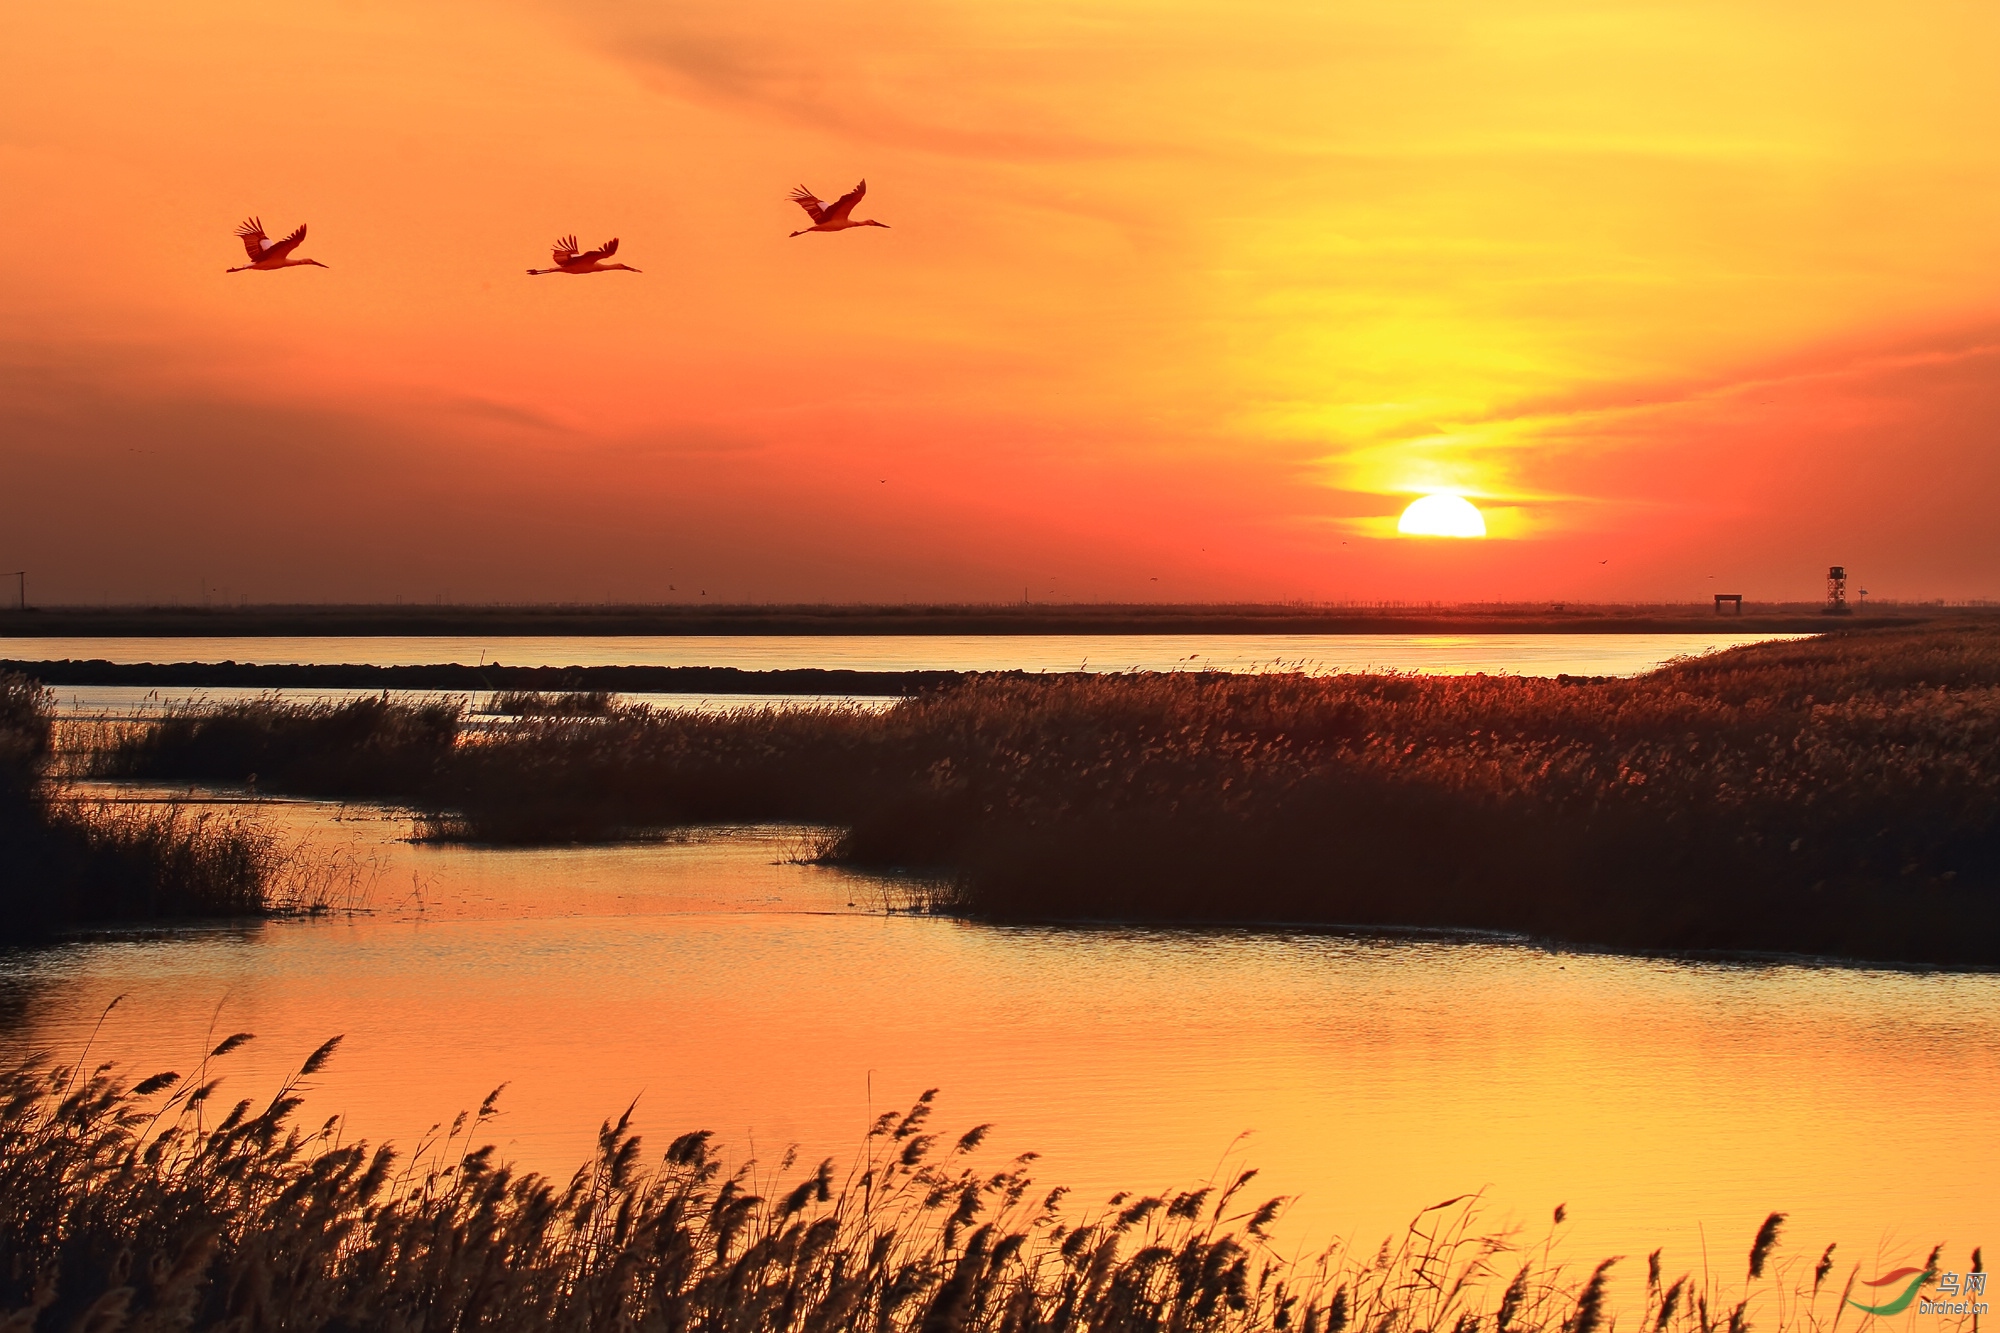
top-left (0, 601), bottom-right (1965, 637)
top-left (956, 911), bottom-right (2000, 975)
top-left (3, 659), bottom-right (966, 694)
top-left (29, 891), bottom-right (2000, 976)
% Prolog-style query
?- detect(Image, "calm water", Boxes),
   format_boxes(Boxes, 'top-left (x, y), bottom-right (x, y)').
top-left (44, 686), bottom-right (898, 719)
top-left (1, 633), bottom-right (1801, 678)
top-left (2, 788), bottom-right (1991, 1278)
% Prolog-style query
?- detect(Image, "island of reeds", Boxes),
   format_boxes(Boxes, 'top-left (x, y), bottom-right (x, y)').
top-left (45, 620), bottom-right (2000, 966)
top-left (2, 1032), bottom-right (1964, 1332)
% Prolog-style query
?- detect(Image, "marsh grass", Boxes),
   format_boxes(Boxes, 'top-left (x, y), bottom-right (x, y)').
top-left (97, 694), bottom-right (462, 803)
top-left (29, 796), bottom-right (273, 917)
top-left (2, 1035), bottom-right (1954, 1333)
top-left (83, 622), bottom-right (2000, 962)
top-left (44, 715), bottom-right (152, 780)
top-left (0, 674), bottom-right (297, 938)
top-left (263, 834), bottom-right (391, 916)
top-left (483, 690), bottom-right (616, 717)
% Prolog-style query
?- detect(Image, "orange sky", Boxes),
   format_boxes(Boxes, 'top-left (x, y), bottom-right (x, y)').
top-left (4, 0), bottom-right (1999, 604)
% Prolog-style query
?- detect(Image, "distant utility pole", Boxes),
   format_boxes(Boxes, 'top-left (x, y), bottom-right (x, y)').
top-left (5, 572), bottom-right (21, 612)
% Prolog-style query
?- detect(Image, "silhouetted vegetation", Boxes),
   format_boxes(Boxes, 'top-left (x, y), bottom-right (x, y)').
top-left (484, 689), bottom-right (616, 717)
top-left (85, 623), bottom-right (2000, 963)
top-left (93, 693), bottom-right (462, 804)
top-left (0, 1035), bottom-right (1937, 1332)
top-left (0, 673), bottom-right (282, 940)
top-left (3, 659), bottom-right (955, 695)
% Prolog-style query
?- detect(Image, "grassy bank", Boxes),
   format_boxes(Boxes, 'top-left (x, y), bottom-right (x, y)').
top-left (88, 623), bottom-right (2000, 964)
top-left (0, 673), bottom-right (287, 940)
top-left (0, 1037), bottom-right (1941, 1332)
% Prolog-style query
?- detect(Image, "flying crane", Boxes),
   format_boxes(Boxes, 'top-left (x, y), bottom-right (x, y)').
top-left (227, 218), bottom-right (327, 272)
top-left (788, 181), bottom-right (890, 236)
top-left (527, 236), bottom-right (641, 275)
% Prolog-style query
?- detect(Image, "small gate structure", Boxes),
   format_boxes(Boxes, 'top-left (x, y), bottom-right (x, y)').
top-left (1714, 593), bottom-right (1743, 614)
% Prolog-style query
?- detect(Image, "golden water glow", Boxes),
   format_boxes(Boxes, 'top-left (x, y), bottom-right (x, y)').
top-left (1397, 495), bottom-right (1488, 539)
top-left (3, 812), bottom-right (1994, 1294)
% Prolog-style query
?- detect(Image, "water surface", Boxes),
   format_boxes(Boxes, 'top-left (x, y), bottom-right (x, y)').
top-left (2, 787), bottom-right (1989, 1279)
top-left (2, 632), bottom-right (1801, 678)
top-left (45, 686), bottom-right (897, 719)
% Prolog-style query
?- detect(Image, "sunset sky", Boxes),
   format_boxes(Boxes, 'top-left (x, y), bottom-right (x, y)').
top-left (4, 0), bottom-right (1999, 604)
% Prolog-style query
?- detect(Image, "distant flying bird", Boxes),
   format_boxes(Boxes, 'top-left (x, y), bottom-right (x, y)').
top-left (527, 235), bottom-right (640, 275)
top-left (227, 217), bottom-right (326, 272)
top-left (789, 181), bottom-right (889, 236)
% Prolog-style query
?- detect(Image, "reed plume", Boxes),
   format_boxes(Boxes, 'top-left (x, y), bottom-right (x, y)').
top-left (1748, 1213), bottom-right (1785, 1280)
top-left (1571, 1258), bottom-right (1619, 1333)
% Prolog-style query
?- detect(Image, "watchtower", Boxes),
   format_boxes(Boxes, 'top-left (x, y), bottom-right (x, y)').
top-left (1825, 565), bottom-right (1850, 615)
top-left (1714, 593), bottom-right (1743, 614)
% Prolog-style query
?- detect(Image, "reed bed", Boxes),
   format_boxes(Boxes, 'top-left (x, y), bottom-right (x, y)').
top-left (23, 798), bottom-right (272, 917)
top-left (0, 674), bottom-right (294, 938)
top-left (92, 693), bottom-right (462, 802)
top-left (2, 1035), bottom-right (1950, 1333)
top-left (483, 690), bottom-right (617, 717)
top-left (83, 622), bottom-right (2000, 963)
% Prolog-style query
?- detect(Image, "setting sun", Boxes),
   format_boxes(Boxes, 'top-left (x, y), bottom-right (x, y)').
top-left (1397, 495), bottom-right (1487, 539)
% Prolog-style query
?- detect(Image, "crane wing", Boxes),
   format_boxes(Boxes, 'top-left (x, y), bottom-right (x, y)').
top-left (789, 186), bottom-right (828, 224)
top-left (234, 216), bottom-right (269, 260)
top-left (265, 223), bottom-right (307, 261)
top-left (824, 180), bottom-right (866, 223)
top-left (575, 237), bottom-right (618, 263)
top-left (551, 235), bottom-right (580, 264)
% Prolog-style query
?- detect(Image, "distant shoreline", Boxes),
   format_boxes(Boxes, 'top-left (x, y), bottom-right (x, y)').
top-left (0, 600), bottom-right (1966, 637)
top-left (2, 660), bottom-right (955, 694)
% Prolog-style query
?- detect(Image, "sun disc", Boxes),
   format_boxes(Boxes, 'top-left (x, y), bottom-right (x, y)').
top-left (1396, 494), bottom-right (1487, 538)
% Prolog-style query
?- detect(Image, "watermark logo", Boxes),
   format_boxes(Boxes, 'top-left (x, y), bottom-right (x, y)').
top-left (1847, 1267), bottom-right (1935, 1317)
top-left (1845, 1266), bottom-right (1989, 1318)
top-left (1922, 1271), bottom-right (1990, 1318)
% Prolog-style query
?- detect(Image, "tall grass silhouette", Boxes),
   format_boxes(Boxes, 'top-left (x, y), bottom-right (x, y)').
top-left (2, 1034), bottom-right (1951, 1332)
top-left (1, 674), bottom-right (289, 938)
